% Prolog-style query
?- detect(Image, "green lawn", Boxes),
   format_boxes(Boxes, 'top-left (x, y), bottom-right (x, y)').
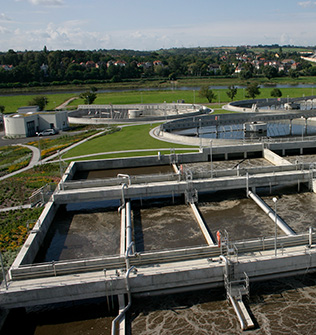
top-left (69, 86), bottom-right (316, 107)
top-left (0, 92), bottom-right (77, 114)
top-left (63, 123), bottom-right (198, 159)
top-left (2, 84), bottom-right (316, 114)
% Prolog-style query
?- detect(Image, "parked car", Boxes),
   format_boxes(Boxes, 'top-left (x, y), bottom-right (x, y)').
top-left (36, 129), bottom-right (58, 136)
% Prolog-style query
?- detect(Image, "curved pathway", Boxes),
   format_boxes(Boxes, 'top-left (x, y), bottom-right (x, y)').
top-left (0, 130), bottom-right (106, 181)
top-left (55, 97), bottom-right (77, 110)
top-left (19, 144), bottom-right (41, 167)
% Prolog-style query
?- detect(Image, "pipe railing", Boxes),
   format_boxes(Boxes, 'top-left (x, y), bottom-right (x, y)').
top-left (9, 232), bottom-right (315, 280)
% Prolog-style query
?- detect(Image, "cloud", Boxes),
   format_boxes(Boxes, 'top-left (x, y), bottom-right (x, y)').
top-left (298, 1), bottom-right (316, 8)
top-left (29, 0), bottom-right (64, 5)
top-left (0, 25), bottom-right (10, 34)
top-left (0, 13), bottom-right (12, 21)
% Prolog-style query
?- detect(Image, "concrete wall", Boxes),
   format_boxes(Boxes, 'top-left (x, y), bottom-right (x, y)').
top-left (263, 148), bottom-right (292, 166)
top-left (66, 144), bottom-right (264, 178)
top-left (72, 152), bottom-right (206, 172)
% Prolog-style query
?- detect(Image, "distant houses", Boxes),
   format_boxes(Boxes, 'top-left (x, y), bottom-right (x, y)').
top-left (1, 64), bottom-right (13, 71)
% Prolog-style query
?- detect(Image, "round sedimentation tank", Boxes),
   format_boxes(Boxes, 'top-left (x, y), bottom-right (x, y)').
top-left (68, 103), bottom-right (211, 124)
top-left (153, 96), bottom-right (316, 146)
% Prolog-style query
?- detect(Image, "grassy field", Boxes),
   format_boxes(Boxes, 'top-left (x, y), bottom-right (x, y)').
top-left (0, 92), bottom-right (77, 114)
top-left (55, 86), bottom-right (316, 107)
top-left (63, 123), bottom-right (197, 159)
top-left (1, 84), bottom-right (316, 114)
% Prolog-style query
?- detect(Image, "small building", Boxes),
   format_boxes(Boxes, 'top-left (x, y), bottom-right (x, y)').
top-left (243, 121), bottom-right (267, 134)
top-left (4, 107), bottom-right (69, 138)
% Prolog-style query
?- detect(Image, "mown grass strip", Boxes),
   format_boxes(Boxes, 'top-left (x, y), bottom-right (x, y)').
top-left (63, 123), bottom-right (197, 159)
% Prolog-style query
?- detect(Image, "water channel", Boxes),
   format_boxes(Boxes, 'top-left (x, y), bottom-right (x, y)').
top-left (3, 157), bottom-right (316, 334)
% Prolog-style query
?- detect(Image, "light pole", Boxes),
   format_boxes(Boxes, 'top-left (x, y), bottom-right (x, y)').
top-left (193, 90), bottom-right (195, 105)
top-left (38, 136), bottom-right (41, 165)
top-left (210, 140), bottom-right (213, 178)
top-left (273, 197), bottom-right (278, 256)
top-left (199, 118), bottom-right (202, 150)
top-left (301, 116), bottom-right (305, 140)
top-left (58, 150), bottom-right (64, 191)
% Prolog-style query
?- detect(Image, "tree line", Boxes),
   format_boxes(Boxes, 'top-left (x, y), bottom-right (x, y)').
top-left (0, 46), bottom-right (315, 89)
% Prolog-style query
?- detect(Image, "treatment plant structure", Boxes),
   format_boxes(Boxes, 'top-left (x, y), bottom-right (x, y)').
top-left (1, 96), bottom-right (316, 333)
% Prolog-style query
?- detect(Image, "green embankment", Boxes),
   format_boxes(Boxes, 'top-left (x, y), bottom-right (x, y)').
top-left (63, 124), bottom-right (197, 159)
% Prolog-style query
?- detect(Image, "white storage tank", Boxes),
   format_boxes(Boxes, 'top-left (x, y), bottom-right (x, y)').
top-left (128, 110), bottom-right (143, 118)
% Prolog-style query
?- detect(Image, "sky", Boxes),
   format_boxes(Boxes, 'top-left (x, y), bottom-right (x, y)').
top-left (1, 0), bottom-right (316, 52)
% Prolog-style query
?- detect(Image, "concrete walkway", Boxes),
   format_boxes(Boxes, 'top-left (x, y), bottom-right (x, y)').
top-left (0, 130), bottom-right (107, 182)
top-left (55, 97), bottom-right (77, 110)
top-left (0, 204), bottom-right (31, 212)
top-left (19, 144), bottom-right (41, 167)
top-left (0, 144), bottom-right (41, 182)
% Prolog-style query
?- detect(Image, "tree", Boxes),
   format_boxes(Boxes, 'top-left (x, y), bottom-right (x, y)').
top-left (245, 83), bottom-right (260, 99)
top-left (226, 85), bottom-right (238, 101)
top-left (0, 105), bottom-right (5, 113)
top-left (79, 91), bottom-right (97, 104)
top-left (199, 86), bottom-right (217, 103)
top-left (28, 96), bottom-right (48, 111)
top-left (220, 63), bottom-right (234, 76)
top-left (263, 66), bottom-right (278, 79)
top-left (239, 69), bottom-right (253, 80)
top-left (289, 69), bottom-right (299, 79)
top-left (270, 88), bottom-right (282, 98)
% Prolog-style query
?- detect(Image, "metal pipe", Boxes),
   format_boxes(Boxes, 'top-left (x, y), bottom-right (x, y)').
top-left (126, 201), bottom-right (132, 251)
top-left (229, 294), bottom-right (246, 331)
top-left (120, 206), bottom-right (126, 255)
top-left (125, 241), bottom-right (134, 270)
top-left (111, 266), bottom-right (135, 335)
top-left (273, 197), bottom-right (278, 257)
top-left (118, 183), bottom-right (128, 213)
top-left (117, 174), bottom-right (131, 186)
